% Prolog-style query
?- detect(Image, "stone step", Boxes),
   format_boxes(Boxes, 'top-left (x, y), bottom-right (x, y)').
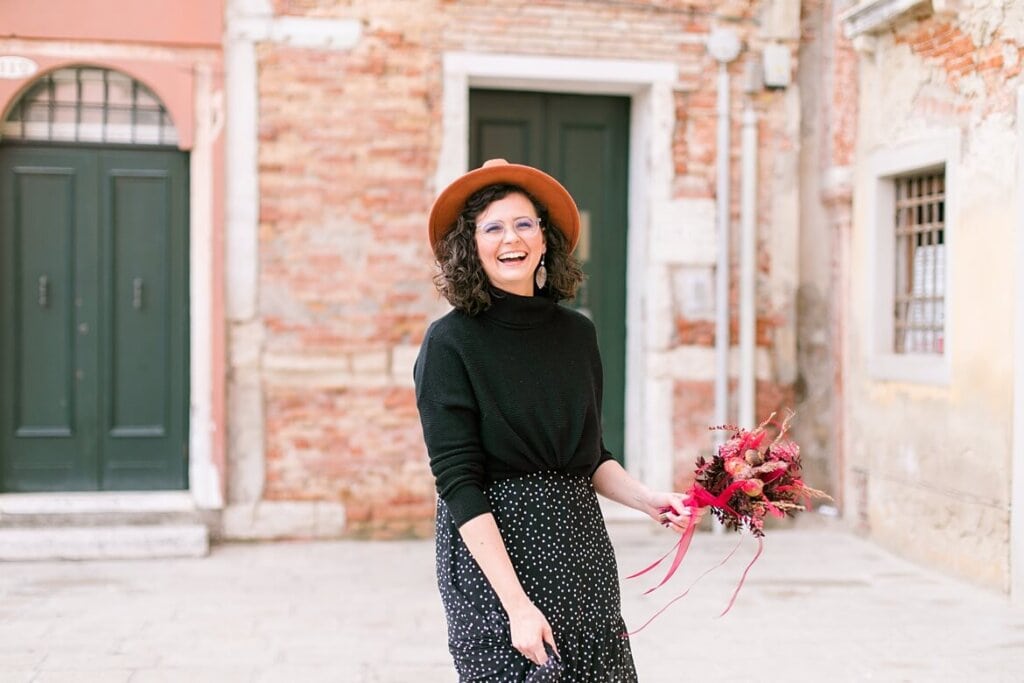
top-left (0, 492), bottom-right (210, 560)
top-left (0, 509), bottom-right (204, 527)
top-left (0, 524), bottom-right (209, 560)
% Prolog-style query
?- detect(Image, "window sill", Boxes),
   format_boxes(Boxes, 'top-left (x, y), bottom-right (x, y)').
top-left (868, 352), bottom-right (951, 386)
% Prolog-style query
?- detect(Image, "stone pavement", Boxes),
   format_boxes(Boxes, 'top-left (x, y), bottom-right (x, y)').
top-left (1, 521), bottom-right (1022, 682)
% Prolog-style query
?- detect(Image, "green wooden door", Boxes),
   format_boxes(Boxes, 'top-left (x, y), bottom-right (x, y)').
top-left (470, 90), bottom-right (630, 463)
top-left (0, 145), bottom-right (188, 491)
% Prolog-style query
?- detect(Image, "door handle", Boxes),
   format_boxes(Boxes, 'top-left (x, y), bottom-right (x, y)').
top-left (38, 275), bottom-right (49, 308)
top-left (132, 277), bottom-right (144, 310)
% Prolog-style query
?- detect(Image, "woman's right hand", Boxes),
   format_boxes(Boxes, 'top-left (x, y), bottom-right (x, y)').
top-left (457, 515), bottom-right (558, 667)
top-left (507, 600), bottom-right (558, 667)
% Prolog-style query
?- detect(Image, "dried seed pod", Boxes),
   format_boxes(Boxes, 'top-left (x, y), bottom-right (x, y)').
top-left (753, 461), bottom-right (788, 475)
top-left (744, 448), bottom-right (765, 466)
top-left (724, 457), bottom-right (752, 479)
top-left (741, 478), bottom-right (764, 497)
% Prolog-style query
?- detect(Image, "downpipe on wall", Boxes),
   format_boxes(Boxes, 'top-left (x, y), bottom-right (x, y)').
top-left (708, 28), bottom-right (741, 533)
top-left (708, 29), bottom-right (741, 437)
top-left (739, 100), bottom-right (758, 428)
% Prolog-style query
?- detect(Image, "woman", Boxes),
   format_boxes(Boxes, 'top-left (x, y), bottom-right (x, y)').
top-left (415, 159), bottom-right (691, 681)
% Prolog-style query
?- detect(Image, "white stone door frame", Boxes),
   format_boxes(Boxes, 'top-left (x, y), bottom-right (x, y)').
top-left (1012, 85), bottom-right (1024, 603)
top-left (188, 63), bottom-right (224, 509)
top-left (437, 53), bottom-right (678, 507)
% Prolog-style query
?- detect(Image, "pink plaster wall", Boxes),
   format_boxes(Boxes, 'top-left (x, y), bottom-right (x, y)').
top-left (0, 0), bottom-right (222, 47)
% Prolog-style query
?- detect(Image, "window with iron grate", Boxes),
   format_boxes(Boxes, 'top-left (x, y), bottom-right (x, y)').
top-left (893, 171), bottom-right (945, 355)
top-left (867, 137), bottom-right (954, 384)
top-left (2, 66), bottom-right (178, 146)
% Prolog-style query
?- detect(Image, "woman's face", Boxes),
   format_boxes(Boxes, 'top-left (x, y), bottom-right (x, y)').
top-left (473, 192), bottom-right (546, 296)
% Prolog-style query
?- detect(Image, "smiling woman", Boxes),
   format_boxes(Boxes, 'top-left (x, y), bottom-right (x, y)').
top-left (431, 171), bottom-right (583, 315)
top-left (415, 159), bottom-right (694, 681)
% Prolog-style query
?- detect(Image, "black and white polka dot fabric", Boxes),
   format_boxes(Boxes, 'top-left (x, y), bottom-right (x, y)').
top-left (435, 470), bottom-right (639, 682)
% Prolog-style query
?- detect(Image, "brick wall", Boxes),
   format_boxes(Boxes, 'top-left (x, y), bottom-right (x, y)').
top-left (893, 17), bottom-right (1024, 118)
top-left (251, 0), bottom-right (803, 536)
top-left (256, 13), bottom-right (443, 536)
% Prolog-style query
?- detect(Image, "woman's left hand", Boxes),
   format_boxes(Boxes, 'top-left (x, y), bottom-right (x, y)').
top-left (641, 490), bottom-right (700, 533)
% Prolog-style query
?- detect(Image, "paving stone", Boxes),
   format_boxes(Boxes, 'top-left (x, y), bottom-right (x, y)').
top-left (0, 523), bottom-right (1019, 681)
top-left (0, 673), bottom-right (34, 683)
top-left (32, 671), bottom-right (133, 683)
top-left (127, 669), bottom-right (254, 683)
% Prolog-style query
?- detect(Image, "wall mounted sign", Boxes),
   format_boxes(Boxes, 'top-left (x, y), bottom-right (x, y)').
top-left (0, 56), bottom-right (39, 80)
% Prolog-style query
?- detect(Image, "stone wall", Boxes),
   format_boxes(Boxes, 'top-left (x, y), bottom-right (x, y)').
top-left (795, 0), bottom-right (856, 505)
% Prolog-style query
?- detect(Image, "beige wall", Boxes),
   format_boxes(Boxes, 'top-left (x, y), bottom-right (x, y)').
top-left (844, 7), bottom-right (1022, 590)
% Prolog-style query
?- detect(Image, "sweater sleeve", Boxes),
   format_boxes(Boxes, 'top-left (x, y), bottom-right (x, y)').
top-left (588, 318), bottom-right (616, 473)
top-left (413, 323), bottom-right (491, 527)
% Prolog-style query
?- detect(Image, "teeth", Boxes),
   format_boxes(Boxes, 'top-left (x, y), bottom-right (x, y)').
top-left (498, 252), bottom-right (527, 261)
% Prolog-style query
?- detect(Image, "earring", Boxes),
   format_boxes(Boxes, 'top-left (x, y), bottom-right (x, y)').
top-left (535, 254), bottom-right (548, 290)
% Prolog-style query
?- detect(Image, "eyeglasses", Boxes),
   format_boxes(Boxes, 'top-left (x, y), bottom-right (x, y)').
top-left (475, 217), bottom-right (543, 241)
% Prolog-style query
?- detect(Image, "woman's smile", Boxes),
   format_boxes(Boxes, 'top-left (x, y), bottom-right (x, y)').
top-left (474, 192), bottom-right (546, 296)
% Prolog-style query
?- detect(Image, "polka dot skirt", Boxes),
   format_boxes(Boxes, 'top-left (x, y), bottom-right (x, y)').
top-left (435, 471), bottom-right (638, 682)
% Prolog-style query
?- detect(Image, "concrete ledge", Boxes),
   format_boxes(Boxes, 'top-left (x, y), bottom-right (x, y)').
top-left (221, 501), bottom-right (346, 540)
top-left (840, 0), bottom-right (933, 38)
top-left (0, 491), bottom-right (195, 515)
top-left (0, 524), bottom-right (209, 561)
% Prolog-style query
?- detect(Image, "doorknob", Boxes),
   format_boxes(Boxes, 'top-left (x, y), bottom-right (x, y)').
top-left (38, 275), bottom-right (49, 308)
top-left (132, 278), bottom-right (144, 310)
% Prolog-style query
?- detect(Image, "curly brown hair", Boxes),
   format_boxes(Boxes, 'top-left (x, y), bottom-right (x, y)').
top-left (432, 184), bottom-right (584, 315)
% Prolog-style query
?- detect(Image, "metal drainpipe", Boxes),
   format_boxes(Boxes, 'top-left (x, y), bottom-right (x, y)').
top-left (708, 29), bottom-right (742, 437)
top-left (739, 102), bottom-right (758, 428)
top-left (707, 29), bottom-right (741, 535)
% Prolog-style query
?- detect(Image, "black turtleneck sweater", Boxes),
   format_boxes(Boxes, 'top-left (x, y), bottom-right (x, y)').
top-left (413, 290), bottom-right (614, 527)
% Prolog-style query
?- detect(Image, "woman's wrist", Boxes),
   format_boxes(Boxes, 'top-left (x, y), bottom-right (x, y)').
top-left (631, 485), bottom-right (654, 512)
top-left (502, 592), bottom-right (535, 617)
top-left (496, 584), bottom-right (533, 611)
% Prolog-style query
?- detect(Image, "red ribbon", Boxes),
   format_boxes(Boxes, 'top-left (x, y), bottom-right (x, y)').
top-left (624, 481), bottom-right (765, 633)
top-left (625, 481), bottom-right (745, 592)
top-left (623, 535), bottom-right (743, 636)
top-left (718, 536), bottom-right (763, 616)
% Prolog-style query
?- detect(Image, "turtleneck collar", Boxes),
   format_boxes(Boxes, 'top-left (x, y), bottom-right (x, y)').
top-left (481, 287), bottom-right (556, 329)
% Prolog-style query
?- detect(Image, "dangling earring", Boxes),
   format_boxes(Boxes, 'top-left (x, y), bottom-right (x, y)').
top-left (535, 254), bottom-right (548, 290)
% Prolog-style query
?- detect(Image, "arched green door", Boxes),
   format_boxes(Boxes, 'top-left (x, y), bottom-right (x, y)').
top-left (470, 89), bottom-right (630, 463)
top-left (0, 67), bottom-right (189, 492)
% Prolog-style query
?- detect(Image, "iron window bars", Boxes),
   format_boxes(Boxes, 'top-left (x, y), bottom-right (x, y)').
top-left (893, 171), bottom-right (945, 355)
top-left (2, 66), bottom-right (178, 146)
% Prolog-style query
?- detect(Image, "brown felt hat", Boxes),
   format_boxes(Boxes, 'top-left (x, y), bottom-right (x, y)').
top-left (428, 159), bottom-right (581, 257)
